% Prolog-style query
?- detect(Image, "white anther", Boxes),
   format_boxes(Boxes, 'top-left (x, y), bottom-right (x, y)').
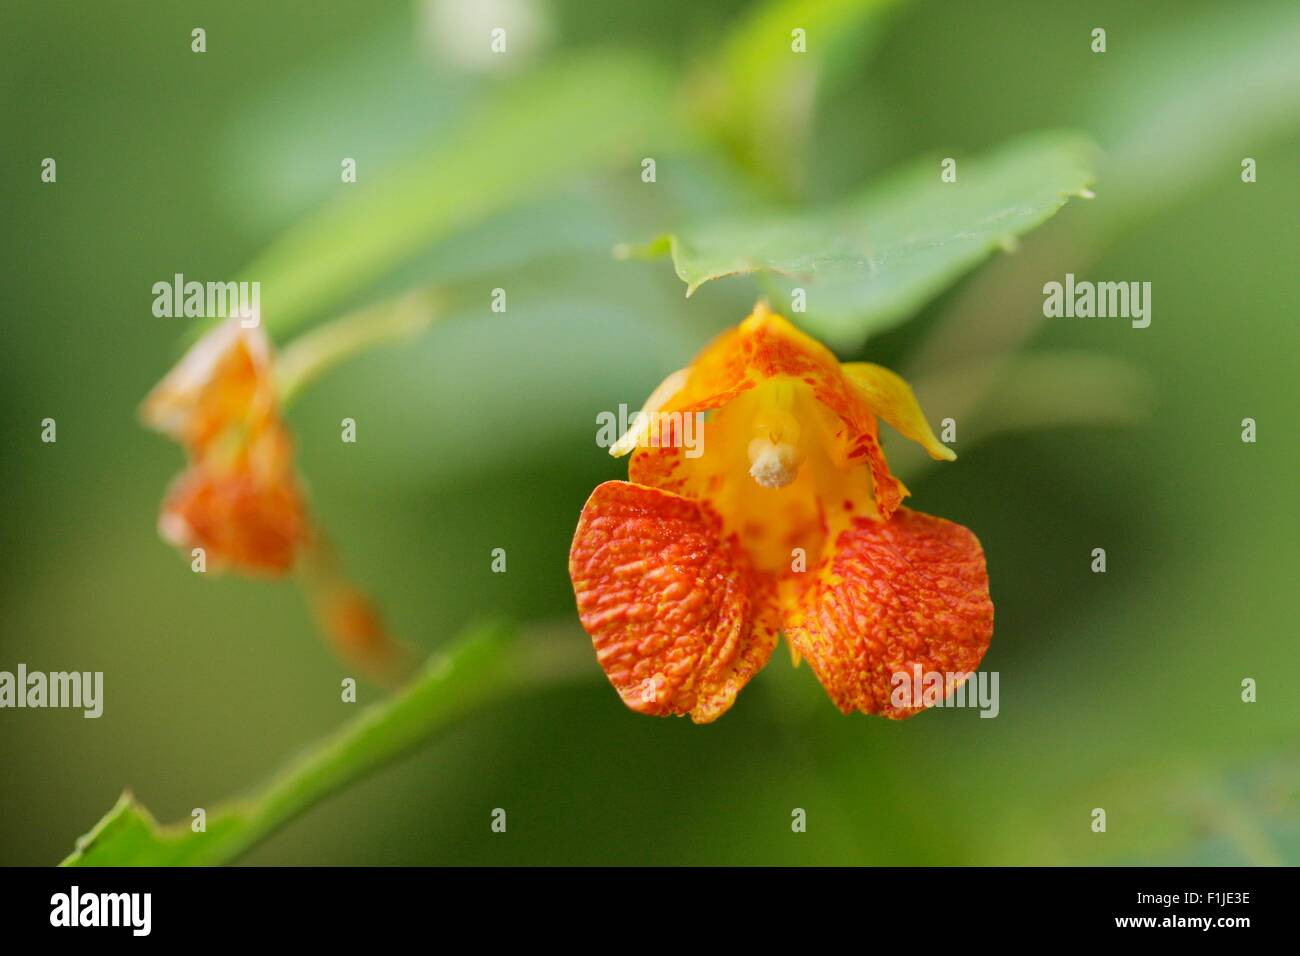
top-left (748, 438), bottom-right (802, 489)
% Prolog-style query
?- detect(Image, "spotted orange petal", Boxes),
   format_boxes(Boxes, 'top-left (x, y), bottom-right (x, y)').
top-left (568, 480), bottom-right (779, 723)
top-left (140, 320), bottom-right (277, 458)
top-left (781, 508), bottom-right (993, 718)
top-left (159, 436), bottom-right (311, 575)
top-left (143, 319), bottom-right (314, 574)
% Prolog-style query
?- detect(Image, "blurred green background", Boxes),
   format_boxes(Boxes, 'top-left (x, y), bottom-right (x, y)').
top-left (2, 0), bottom-right (1297, 865)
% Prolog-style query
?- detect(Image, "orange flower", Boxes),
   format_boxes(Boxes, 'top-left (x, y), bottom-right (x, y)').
top-left (141, 318), bottom-right (413, 685)
top-left (569, 303), bottom-right (993, 722)
top-left (140, 319), bottom-right (310, 574)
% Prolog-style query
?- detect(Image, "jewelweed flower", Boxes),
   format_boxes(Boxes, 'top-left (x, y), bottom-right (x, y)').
top-left (140, 319), bottom-right (310, 574)
top-left (141, 317), bottom-right (412, 685)
top-left (569, 303), bottom-right (993, 722)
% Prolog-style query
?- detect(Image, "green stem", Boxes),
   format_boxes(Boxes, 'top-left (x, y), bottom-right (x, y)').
top-left (61, 621), bottom-right (591, 866)
top-left (275, 289), bottom-right (442, 407)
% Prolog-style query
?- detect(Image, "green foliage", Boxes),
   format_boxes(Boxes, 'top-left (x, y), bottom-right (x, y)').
top-left (243, 52), bottom-right (678, 337)
top-left (8, 0), bottom-right (1298, 869)
top-left (887, 351), bottom-right (1152, 484)
top-left (619, 131), bottom-right (1096, 350)
top-left (1089, 0), bottom-right (1300, 227)
top-left (696, 0), bottom-right (907, 194)
top-left (63, 623), bottom-right (521, 865)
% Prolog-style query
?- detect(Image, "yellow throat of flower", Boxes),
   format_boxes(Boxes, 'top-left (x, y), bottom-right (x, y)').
top-left (705, 376), bottom-right (877, 575)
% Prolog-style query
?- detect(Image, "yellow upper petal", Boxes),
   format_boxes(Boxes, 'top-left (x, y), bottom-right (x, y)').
top-left (840, 362), bottom-right (955, 462)
top-left (610, 367), bottom-right (689, 458)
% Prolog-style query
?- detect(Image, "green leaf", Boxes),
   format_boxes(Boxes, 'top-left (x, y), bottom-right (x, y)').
top-left (886, 351), bottom-right (1151, 486)
top-left (61, 621), bottom-right (539, 865)
top-left (216, 19), bottom-right (481, 233)
top-left (620, 130), bottom-right (1097, 351)
top-left (241, 51), bottom-right (678, 338)
top-left (697, 0), bottom-right (907, 194)
top-left (1089, 0), bottom-right (1300, 229)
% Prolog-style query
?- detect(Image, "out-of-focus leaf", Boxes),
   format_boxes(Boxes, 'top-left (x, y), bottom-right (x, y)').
top-left (886, 351), bottom-right (1151, 485)
top-left (1090, 0), bottom-right (1300, 227)
top-left (1007, 756), bottom-right (1300, 867)
top-left (896, 1), bottom-right (1300, 472)
top-left (938, 351), bottom-right (1151, 441)
top-left (275, 290), bottom-right (443, 405)
top-left (241, 52), bottom-right (678, 338)
top-left (288, 248), bottom-right (712, 489)
top-left (63, 622), bottom-right (526, 865)
top-left (620, 130), bottom-right (1097, 351)
top-left (218, 19), bottom-right (480, 233)
top-left (695, 0), bottom-right (906, 195)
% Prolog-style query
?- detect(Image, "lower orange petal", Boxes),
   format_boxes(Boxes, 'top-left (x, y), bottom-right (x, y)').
top-left (160, 460), bottom-right (311, 575)
top-left (568, 480), bottom-right (778, 723)
top-left (781, 508), bottom-right (993, 718)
